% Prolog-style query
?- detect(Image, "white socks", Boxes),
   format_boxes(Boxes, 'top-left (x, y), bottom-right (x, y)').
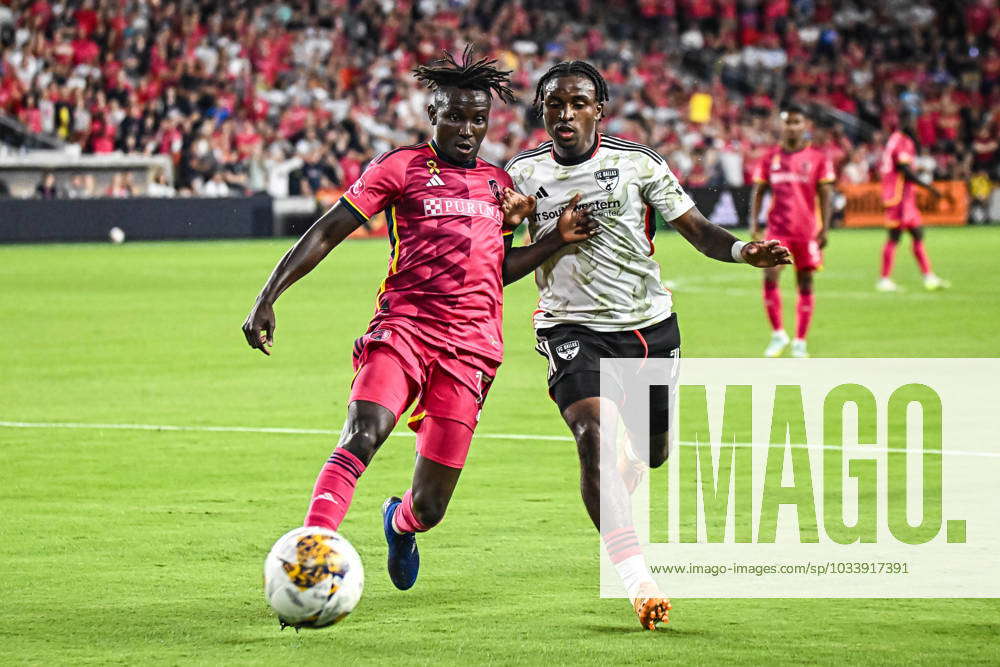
top-left (614, 553), bottom-right (655, 598)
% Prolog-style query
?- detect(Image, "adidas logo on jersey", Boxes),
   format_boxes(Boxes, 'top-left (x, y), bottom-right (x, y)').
top-left (534, 186), bottom-right (549, 199)
top-left (426, 174), bottom-right (445, 187)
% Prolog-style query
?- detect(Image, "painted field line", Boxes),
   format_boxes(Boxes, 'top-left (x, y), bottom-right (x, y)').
top-left (1, 420), bottom-right (997, 458)
top-left (0, 420), bottom-right (569, 441)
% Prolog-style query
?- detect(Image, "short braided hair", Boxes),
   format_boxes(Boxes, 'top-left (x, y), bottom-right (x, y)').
top-left (412, 45), bottom-right (515, 104)
top-left (532, 60), bottom-right (609, 111)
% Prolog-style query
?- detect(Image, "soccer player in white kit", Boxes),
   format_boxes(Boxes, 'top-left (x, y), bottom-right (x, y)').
top-left (503, 61), bottom-right (790, 630)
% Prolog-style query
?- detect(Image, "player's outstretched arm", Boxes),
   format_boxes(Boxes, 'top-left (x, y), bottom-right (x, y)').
top-left (242, 203), bottom-right (364, 355)
top-left (817, 182), bottom-right (834, 248)
top-left (501, 192), bottom-right (599, 285)
top-left (748, 182), bottom-right (768, 241)
top-left (668, 206), bottom-right (792, 267)
top-left (899, 163), bottom-right (943, 199)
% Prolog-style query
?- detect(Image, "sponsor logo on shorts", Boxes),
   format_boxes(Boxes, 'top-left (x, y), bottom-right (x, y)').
top-left (556, 340), bottom-right (580, 361)
top-left (370, 329), bottom-right (391, 341)
top-left (594, 168), bottom-right (620, 192)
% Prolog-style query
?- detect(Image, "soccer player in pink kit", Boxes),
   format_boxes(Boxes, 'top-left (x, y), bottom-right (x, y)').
top-left (750, 105), bottom-right (835, 358)
top-left (242, 50), bottom-right (596, 597)
top-left (877, 108), bottom-right (948, 292)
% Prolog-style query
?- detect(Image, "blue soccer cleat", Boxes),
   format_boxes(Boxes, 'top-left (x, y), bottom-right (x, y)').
top-left (382, 496), bottom-right (419, 590)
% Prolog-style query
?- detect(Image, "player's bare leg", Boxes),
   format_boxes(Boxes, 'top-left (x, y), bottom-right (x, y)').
top-left (621, 353), bottom-right (677, 493)
top-left (339, 401), bottom-right (397, 464)
top-left (762, 265), bottom-right (790, 357)
top-left (909, 227), bottom-right (949, 290)
top-left (619, 429), bottom-right (670, 494)
top-left (563, 397), bottom-right (671, 630)
top-left (877, 228), bottom-right (901, 291)
top-left (305, 400), bottom-right (397, 530)
top-left (383, 417), bottom-right (467, 590)
top-left (792, 269), bottom-right (814, 358)
top-left (404, 452), bottom-right (463, 529)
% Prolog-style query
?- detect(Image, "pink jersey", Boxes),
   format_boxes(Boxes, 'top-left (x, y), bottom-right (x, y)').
top-left (753, 145), bottom-right (835, 239)
top-left (880, 130), bottom-right (916, 208)
top-left (340, 142), bottom-right (514, 363)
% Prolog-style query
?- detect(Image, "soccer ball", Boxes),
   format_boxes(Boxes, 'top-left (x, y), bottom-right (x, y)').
top-left (263, 526), bottom-right (364, 629)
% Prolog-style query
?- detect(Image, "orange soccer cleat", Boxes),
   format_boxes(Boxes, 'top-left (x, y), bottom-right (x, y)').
top-left (630, 583), bottom-right (672, 630)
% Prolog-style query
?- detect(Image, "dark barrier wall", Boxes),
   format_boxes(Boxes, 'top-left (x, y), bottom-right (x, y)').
top-left (0, 195), bottom-right (273, 242)
top-left (655, 186), bottom-right (752, 229)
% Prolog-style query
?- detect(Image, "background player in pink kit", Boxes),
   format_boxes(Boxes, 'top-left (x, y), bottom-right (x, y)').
top-left (750, 104), bottom-right (835, 358)
top-left (241, 49), bottom-right (596, 596)
top-left (877, 109), bottom-right (949, 292)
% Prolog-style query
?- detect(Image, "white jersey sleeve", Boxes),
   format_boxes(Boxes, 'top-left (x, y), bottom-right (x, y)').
top-left (640, 157), bottom-right (696, 223)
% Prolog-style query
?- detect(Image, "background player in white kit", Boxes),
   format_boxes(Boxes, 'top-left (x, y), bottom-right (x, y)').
top-left (503, 61), bottom-right (791, 631)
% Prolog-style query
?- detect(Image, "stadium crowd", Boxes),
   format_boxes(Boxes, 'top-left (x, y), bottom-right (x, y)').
top-left (0, 0), bottom-right (997, 200)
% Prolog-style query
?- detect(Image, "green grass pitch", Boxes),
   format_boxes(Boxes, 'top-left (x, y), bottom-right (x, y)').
top-left (2, 226), bottom-right (999, 664)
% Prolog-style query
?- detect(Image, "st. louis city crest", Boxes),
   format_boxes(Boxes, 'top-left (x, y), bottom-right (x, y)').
top-left (594, 168), bottom-right (619, 192)
top-left (556, 340), bottom-right (580, 360)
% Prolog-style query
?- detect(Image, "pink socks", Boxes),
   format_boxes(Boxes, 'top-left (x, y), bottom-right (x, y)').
top-left (763, 280), bottom-right (783, 331)
top-left (304, 448), bottom-right (366, 530)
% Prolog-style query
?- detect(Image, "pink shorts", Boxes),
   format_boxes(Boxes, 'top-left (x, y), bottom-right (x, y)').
top-left (349, 325), bottom-right (497, 468)
top-left (884, 199), bottom-right (921, 229)
top-left (768, 235), bottom-right (823, 272)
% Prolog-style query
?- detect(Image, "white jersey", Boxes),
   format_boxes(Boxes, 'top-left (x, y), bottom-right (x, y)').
top-left (506, 134), bottom-right (695, 332)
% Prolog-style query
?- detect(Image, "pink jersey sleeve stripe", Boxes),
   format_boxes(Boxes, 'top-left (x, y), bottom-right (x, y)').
top-left (387, 205), bottom-right (401, 273)
top-left (340, 194), bottom-right (370, 222)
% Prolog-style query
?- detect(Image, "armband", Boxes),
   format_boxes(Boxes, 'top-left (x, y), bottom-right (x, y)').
top-left (731, 240), bottom-right (748, 263)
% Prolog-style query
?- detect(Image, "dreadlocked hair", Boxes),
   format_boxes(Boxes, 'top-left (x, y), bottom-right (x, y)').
top-left (412, 45), bottom-right (515, 104)
top-left (532, 60), bottom-right (610, 111)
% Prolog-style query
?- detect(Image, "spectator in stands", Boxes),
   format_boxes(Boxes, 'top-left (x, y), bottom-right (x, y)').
top-left (34, 171), bottom-right (62, 199)
top-left (972, 122), bottom-right (999, 176)
top-left (841, 148), bottom-right (871, 185)
top-left (106, 172), bottom-right (134, 198)
top-left (0, 0), bottom-right (994, 205)
top-left (968, 170), bottom-right (994, 224)
top-left (202, 170), bottom-right (231, 198)
top-left (66, 173), bottom-right (95, 198)
top-left (146, 167), bottom-right (176, 198)
top-left (915, 147), bottom-right (938, 184)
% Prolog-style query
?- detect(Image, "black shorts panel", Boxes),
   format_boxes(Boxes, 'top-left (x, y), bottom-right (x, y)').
top-left (535, 315), bottom-right (680, 434)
